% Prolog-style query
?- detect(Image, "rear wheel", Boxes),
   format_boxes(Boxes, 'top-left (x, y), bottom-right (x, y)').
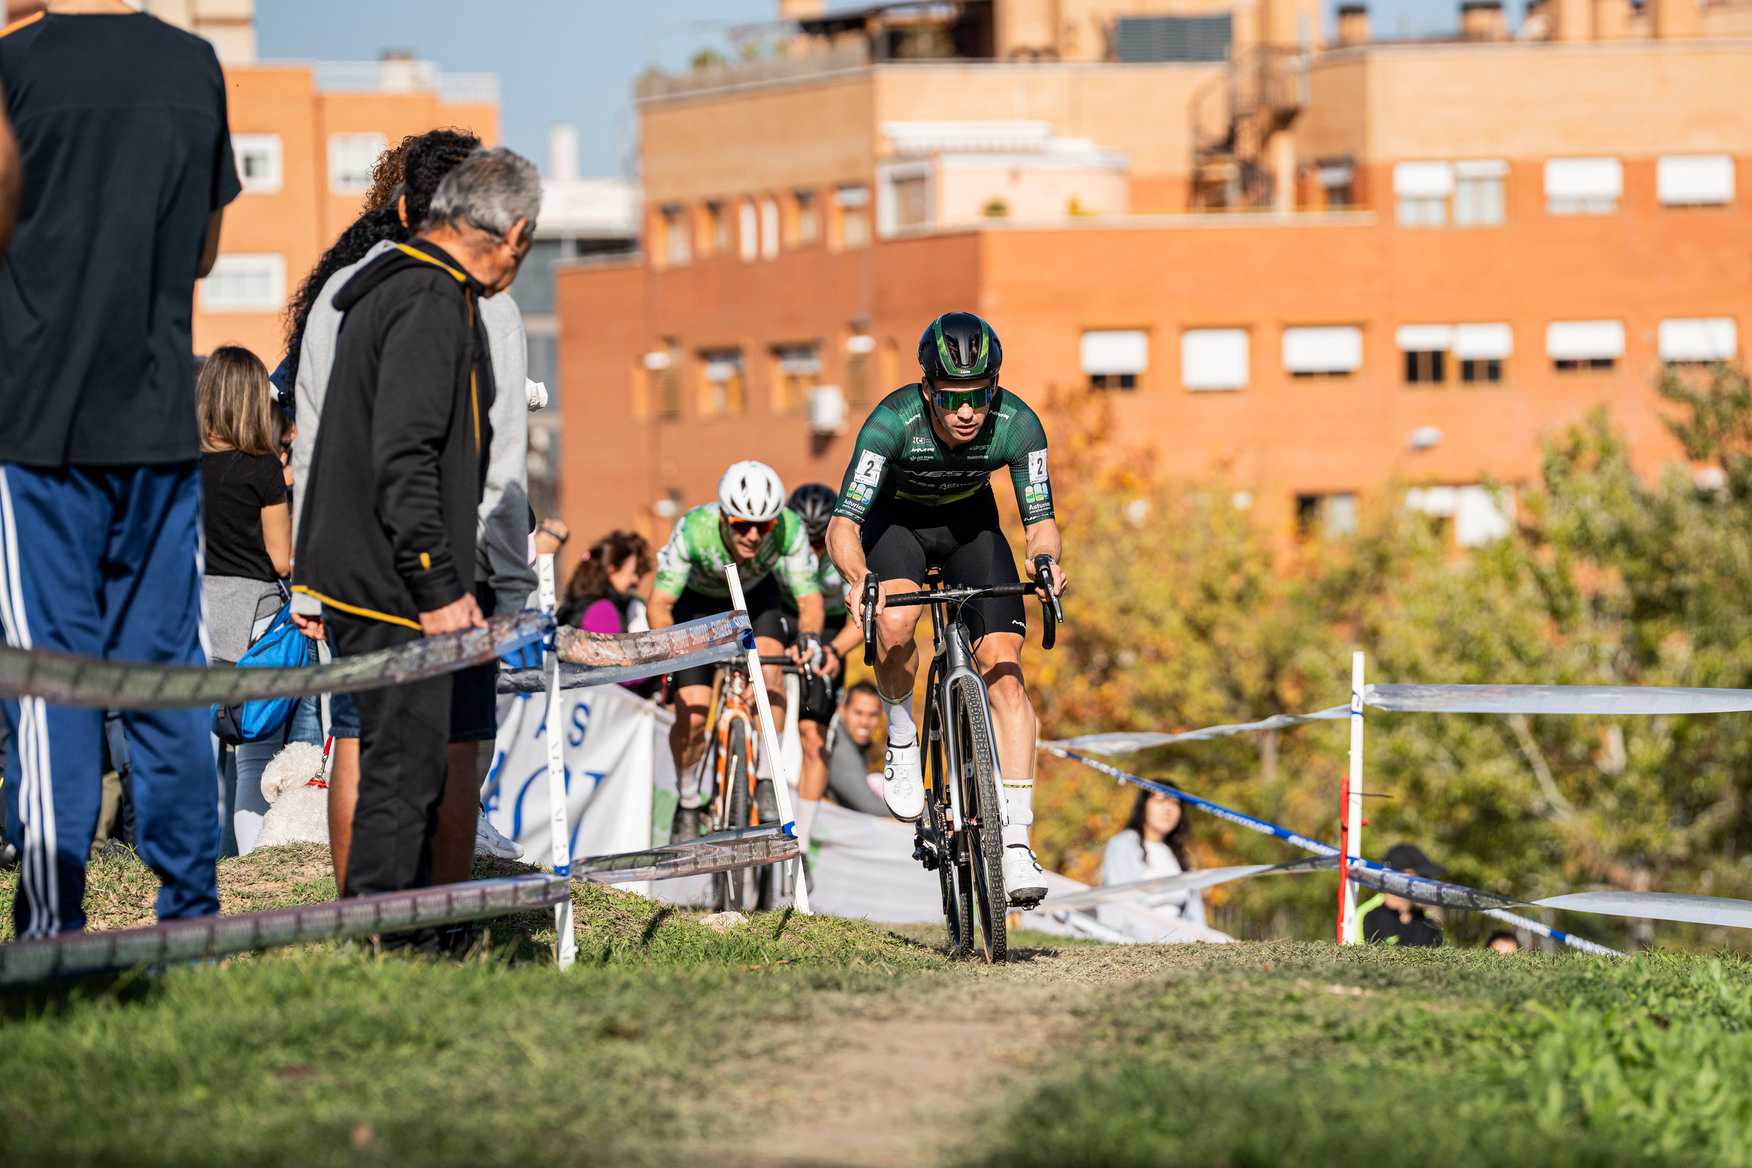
top-left (952, 677), bottom-right (1006, 964)
top-left (714, 718), bottom-right (753, 912)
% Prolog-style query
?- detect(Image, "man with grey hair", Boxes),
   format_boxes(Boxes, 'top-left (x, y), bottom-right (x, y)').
top-left (292, 146), bottom-right (540, 915)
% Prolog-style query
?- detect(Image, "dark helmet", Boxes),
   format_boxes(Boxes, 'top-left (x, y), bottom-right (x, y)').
top-left (788, 483), bottom-right (836, 540)
top-left (918, 311), bottom-right (1002, 385)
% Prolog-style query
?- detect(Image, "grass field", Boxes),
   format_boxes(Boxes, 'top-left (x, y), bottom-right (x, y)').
top-left (5, 846), bottom-right (1751, 1167)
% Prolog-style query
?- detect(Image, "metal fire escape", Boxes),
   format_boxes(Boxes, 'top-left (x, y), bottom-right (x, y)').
top-left (1190, 46), bottom-right (1311, 211)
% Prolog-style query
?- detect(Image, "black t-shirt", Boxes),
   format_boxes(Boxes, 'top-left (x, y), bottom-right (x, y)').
top-left (0, 12), bottom-right (241, 467)
top-left (1363, 904), bottom-right (1444, 947)
top-left (203, 450), bottom-right (285, 582)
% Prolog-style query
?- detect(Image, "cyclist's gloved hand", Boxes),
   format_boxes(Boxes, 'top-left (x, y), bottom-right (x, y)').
top-left (798, 631), bottom-right (825, 671)
top-left (1035, 556), bottom-right (1067, 597)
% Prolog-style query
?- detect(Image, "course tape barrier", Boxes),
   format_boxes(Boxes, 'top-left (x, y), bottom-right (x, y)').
top-left (573, 824), bottom-right (799, 885)
top-left (500, 611), bottom-right (753, 693)
top-left (1047, 707), bottom-right (1350, 755)
top-left (1046, 856), bottom-right (1336, 913)
top-left (1042, 743), bottom-right (1622, 956)
top-left (1051, 682), bottom-right (1752, 758)
top-left (0, 873), bottom-right (569, 986)
top-left (1364, 683), bottom-right (1752, 716)
top-left (0, 611), bottom-right (550, 710)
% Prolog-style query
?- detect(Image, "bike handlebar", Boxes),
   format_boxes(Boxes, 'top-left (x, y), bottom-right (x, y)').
top-left (860, 562), bottom-right (1062, 665)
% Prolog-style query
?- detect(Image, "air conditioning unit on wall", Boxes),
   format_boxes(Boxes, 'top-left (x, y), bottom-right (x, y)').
top-left (808, 385), bottom-right (847, 436)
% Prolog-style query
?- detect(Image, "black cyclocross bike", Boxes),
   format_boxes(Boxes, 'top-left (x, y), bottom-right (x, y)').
top-left (861, 557), bottom-right (1063, 963)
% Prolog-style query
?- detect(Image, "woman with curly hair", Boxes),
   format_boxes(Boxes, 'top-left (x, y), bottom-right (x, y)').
top-left (558, 530), bottom-right (654, 633)
top-left (285, 127), bottom-right (537, 897)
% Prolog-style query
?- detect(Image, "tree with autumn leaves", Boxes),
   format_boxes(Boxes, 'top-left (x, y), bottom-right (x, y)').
top-left (1028, 366), bottom-right (1752, 949)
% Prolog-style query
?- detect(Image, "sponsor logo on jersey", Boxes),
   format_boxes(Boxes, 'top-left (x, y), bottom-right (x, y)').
top-left (1024, 483), bottom-right (1050, 507)
top-left (854, 451), bottom-right (886, 486)
top-left (846, 481), bottom-right (874, 504)
top-left (1028, 450), bottom-right (1049, 485)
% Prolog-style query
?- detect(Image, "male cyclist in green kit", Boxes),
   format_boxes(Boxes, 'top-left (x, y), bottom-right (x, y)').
top-left (825, 312), bottom-right (1066, 908)
top-left (650, 461), bottom-right (825, 835)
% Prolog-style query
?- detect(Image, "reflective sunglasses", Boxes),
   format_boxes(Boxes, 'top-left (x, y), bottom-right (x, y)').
top-left (727, 518), bottom-right (777, 537)
top-left (930, 384), bottom-right (993, 413)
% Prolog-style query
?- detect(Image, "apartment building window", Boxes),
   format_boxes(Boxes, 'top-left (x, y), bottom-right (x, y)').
top-left (1394, 162), bottom-right (1451, 227)
top-left (1452, 160), bottom-right (1507, 226)
top-left (772, 343), bottom-right (821, 412)
top-left (1659, 318), bottom-right (1738, 367)
top-left (660, 205), bottom-right (691, 267)
top-left (1547, 320), bottom-right (1624, 372)
top-left (1658, 155), bottom-right (1734, 207)
top-left (1455, 323), bottom-right (1512, 384)
top-left (1181, 328), bottom-right (1248, 391)
top-left (1397, 326), bottom-right (1452, 386)
top-left (1082, 329), bottom-right (1148, 391)
top-left (1405, 485), bottom-right (1513, 547)
top-left (199, 253), bottom-right (286, 313)
top-left (1545, 157), bottom-right (1621, 215)
top-left (705, 200), bottom-right (730, 256)
top-left (845, 333), bottom-right (876, 405)
top-left (1283, 326), bottom-right (1363, 378)
top-left (1296, 493), bottom-right (1358, 539)
top-left (699, 349), bottom-right (746, 416)
top-left (882, 169), bottom-right (931, 236)
top-left (232, 134), bottom-right (283, 195)
top-left (794, 190), bottom-right (820, 244)
top-left (328, 132), bottom-right (386, 195)
top-left (760, 197), bottom-right (780, 261)
top-left (836, 185), bottom-right (871, 249)
top-left (738, 202), bottom-right (759, 263)
top-left (1315, 158), bottom-right (1354, 208)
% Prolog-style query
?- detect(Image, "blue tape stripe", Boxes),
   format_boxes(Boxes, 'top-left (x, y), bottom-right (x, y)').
top-left (1047, 744), bottom-right (1620, 956)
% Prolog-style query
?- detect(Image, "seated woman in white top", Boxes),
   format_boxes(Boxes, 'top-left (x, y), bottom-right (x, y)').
top-left (1098, 788), bottom-right (1207, 927)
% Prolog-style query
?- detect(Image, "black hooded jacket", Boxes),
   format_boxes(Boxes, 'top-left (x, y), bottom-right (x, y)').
top-left (292, 239), bottom-right (496, 630)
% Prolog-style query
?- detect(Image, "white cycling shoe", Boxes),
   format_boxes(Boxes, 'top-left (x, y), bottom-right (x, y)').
top-left (883, 739), bottom-right (925, 822)
top-left (474, 810), bottom-right (522, 861)
top-left (1003, 845), bottom-right (1047, 908)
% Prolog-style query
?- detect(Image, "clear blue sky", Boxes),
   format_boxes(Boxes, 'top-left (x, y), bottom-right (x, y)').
top-left (256, 1), bottom-right (1530, 180)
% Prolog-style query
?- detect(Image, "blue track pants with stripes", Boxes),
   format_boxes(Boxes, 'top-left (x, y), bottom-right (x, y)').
top-left (0, 462), bottom-right (219, 938)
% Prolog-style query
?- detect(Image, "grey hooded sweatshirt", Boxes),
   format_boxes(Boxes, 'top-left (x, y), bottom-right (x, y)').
top-left (291, 239), bottom-right (536, 617)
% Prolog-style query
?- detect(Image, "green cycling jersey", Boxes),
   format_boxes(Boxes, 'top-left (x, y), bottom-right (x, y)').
top-left (653, 503), bottom-right (820, 600)
top-left (832, 385), bottom-right (1054, 527)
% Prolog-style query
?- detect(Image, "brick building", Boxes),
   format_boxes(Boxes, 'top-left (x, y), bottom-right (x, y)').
top-left (4, 0), bottom-right (500, 366)
top-left (554, 0), bottom-right (1752, 544)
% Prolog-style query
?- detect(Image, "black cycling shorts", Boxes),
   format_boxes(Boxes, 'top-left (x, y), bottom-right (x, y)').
top-left (667, 573), bottom-right (794, 692)
top-left (861, 487), bottom-right (1025, 643)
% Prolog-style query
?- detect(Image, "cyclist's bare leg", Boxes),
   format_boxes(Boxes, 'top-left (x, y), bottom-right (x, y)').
top-left (798, 719), bottom-right (828, 800)
top-left (872, 580), bottom-right (926, 708)
top-left (975, 631), bottom-right (1046, 901)
top-left (670, 684), bottom-right (714, 793)
top-left (973, 632), bottom-right (1035, 782)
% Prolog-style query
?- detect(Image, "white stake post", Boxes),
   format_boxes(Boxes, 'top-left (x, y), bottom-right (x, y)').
top-left (538, 553), bottom-right (578, 969)
top-left (1338, 650), bottom-right (1366, 945)
top-left (724, 564), bottom-right (813, 915)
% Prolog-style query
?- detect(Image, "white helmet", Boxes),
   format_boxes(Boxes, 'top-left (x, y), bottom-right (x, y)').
top-left (718, 460), bottom-right (786, 522)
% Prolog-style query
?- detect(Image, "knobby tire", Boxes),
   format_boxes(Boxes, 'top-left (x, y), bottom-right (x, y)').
top-left (952, 676), bottom-right (1007, 963)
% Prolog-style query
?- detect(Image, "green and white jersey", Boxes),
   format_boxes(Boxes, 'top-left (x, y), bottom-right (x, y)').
top-left (653, 504), bottom-right (820, 600)
top-left (832, 385), bottom-right (1054, 527)
top-left (783, 548), bottom-right (848, 620)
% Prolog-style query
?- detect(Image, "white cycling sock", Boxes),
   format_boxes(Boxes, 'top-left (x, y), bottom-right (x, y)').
top-left (1001, 778), bottom-right (1034, 849)
top-left (884, 695), bottom-right (917, 747)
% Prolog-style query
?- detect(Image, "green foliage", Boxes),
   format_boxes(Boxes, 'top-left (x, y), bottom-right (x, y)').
top-left (960, 943), bottom-right (1752, 1168)
top-left (1038, 367), bottom-right (1752, 948)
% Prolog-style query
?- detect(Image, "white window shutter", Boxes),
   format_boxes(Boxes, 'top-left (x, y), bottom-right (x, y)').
top-left (1546, 320), bottom-right (1625, 361)
top-left (1283, 326), bottom-right (1363, 374)
top-left (1080, 330), bottom-right (1149, 375)
top-left (1181, 329), bottom-right (1249, 390)
top-left (1658, 155), bottom-right (1734, 206)
top-left (1453, 323), bottom-right (1513, 360)
top-left (1395, 325), bottom-right (1454, 351)
top-left (1545, 158), bottom-right (1622, 201)
top-left (1393, 162), bottom-right (1456, 198)
top-left (1659, 318), bottom-right (1738, 362)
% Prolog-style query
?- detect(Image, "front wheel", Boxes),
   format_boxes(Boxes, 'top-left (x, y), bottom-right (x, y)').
top-left (951, 676), bottom-right (1006, 964)
top-left (713, 718), bottom-right (754, 912)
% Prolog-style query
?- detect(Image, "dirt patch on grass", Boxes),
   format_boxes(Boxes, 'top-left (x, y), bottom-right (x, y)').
top-left (714, 941), bottom-right (1191, 1168)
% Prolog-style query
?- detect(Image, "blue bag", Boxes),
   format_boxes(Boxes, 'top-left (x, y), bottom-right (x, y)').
top-left (211, 599), bottom-right (310, 745)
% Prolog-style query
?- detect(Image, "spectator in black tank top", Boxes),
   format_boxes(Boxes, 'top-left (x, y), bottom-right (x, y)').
top-left (198, 346), bottom-right (296, 855)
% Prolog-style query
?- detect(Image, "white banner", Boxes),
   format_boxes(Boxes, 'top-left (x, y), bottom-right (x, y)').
top-left (482, 685), bottom-right (676, 890)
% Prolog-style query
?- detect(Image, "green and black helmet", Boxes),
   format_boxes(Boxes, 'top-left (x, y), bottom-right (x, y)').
top-left (918, 311), bottom-right (1002, 385)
